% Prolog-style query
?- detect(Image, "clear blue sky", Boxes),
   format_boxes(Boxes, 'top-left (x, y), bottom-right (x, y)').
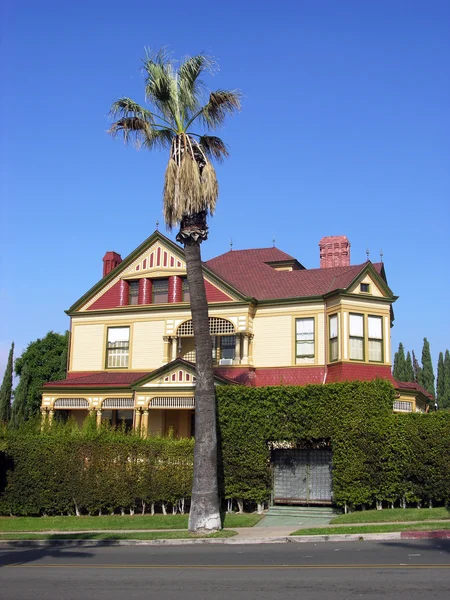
top-left (1, 0), bottom-right (449, 378)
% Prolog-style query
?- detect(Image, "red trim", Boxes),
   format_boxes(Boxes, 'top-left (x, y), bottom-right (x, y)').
top-left (168, 275), bottom-right (183, 303)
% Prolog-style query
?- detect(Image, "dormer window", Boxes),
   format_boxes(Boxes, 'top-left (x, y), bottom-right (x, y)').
top-left (360, 283), bottom-right (370, 293)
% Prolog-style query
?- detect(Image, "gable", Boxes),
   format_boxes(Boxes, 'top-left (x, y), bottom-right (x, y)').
top-left (68, 231), bottom-right (243, 313)
top-left (139, 367), bottom-right (197, 388)
top-left (348, 273), bottom-right (385, 297)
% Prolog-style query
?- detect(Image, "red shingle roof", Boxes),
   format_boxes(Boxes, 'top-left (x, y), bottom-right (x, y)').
top-left (44, 372), bottom-right (148, 387)
top-left (206, 248), bottom-right (384, 300)
top-left (395, 380), bottom-right (434, 400)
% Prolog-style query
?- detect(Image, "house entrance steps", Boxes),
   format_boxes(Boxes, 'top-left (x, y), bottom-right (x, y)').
top-left (255, 505), bottom-right (341, 528)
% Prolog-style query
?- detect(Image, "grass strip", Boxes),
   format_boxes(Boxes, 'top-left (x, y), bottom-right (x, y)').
top-left (291, 521), bottom-right (450, 536)
top-left (330, 507), bottom-right (450, 525)
top-left (0, 513), bottom-right (261, 533)
top-left (0, 530), bottom-right (237, 541)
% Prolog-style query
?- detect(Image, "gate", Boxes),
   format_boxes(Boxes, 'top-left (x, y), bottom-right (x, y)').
top-left (272, 448), bottom-right (333, 504)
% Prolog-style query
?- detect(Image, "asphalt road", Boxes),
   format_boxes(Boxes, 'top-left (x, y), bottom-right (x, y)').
top-left (0, 539), bottom-right (449, 599)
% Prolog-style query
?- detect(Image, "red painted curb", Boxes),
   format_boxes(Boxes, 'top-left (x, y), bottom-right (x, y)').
top-left (400, 530), bottom-right (450, 539)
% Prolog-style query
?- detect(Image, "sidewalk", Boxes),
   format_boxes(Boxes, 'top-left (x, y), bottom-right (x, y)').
top-left (0, 522), bottom-right (449, 546)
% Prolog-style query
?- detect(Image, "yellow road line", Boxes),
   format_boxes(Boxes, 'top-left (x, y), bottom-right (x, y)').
top-left (5, 564), bottom-right (450, 569)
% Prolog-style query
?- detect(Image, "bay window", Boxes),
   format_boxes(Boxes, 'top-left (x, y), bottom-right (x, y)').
top-left (329, 314), bottom-right (338, 362)
top-left (296, 318), bottom-right (315, 363)
top-left (368, 315), bottom-right (383, 362)
top-left (349, 313), bottom-right (364, 360)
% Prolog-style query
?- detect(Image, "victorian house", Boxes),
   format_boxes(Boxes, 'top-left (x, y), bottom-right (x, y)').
top-left (41, 232), bottom-right (431, 434)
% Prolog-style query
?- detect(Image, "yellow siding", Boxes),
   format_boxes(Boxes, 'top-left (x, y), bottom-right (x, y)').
top-left (71, 324), bottom-right (104, 371)
top-left (253, 315), bottom-right (291, 366)
top-left (132, 320), bottom-right (165, 370)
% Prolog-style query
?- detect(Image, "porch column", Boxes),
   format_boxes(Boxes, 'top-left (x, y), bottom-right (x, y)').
top-left (171, 337), bottom-right (178, 361)
top-left (134, 408), bottom-right (142, 432)
top-left (241, 334), bottom-right (250, 365)
top-left (96, 409), bottom-right (102, 428)
top-left (248, 334), bottom-right (254, 365)
top-left (40, 408), bottom-right (47, 430)
top-left (48, 409), bottom-right (54, 425)
top-left (233, 334), bottom-right (241, 365)
top-left (141, 409), bottom-right (149, 438)
top-left (163, 336), bottom-right (170, 364)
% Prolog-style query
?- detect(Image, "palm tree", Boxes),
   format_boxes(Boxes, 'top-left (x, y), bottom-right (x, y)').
top-left (108, 49), bottom-right (240, 532)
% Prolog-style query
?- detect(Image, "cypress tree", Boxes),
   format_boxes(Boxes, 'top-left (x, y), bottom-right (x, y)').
top-left (0, 342), bottom-right (14, 422)
top-left (418, 337), bottom-right (435, 397)
top-left (442, 350), bottom-right (450, 409)
top-left (405, 351), bottom-right (414, 382)
top-left (393, 343), bottom-right (407, 380)
top-left (436, 352), bottom-right (445, 409)
top-left (11, 363), bottom-right (30, 428)
top-left (412, 350), bottom-right (422, 383)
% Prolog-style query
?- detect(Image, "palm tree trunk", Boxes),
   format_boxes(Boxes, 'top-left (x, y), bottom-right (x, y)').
top-left (182, 237), bottom-right (221, 532)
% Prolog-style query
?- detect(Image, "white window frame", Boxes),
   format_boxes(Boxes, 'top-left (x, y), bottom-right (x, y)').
top-left (368, 315), bottom-right (383, 362)
top-left (329, 314), bottom-right (339, 362)
top-left (349, 313), bottom-right (364, 361)
top-left (295, 317), bottom-right (315, 364)
top-left (106, 326), bottom-right (130, 368)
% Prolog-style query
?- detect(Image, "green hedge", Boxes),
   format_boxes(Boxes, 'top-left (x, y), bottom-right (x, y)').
top-left (1, 380), bottom-right (449, 515)
top-left (216, 381), bottom-right (450, 509)
top-left (0, 420), bottom-right (194, 516)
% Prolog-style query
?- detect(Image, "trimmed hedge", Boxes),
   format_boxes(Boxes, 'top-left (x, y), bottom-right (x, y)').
top-left (0, 420), bottom-right (193, 516)
top-left (216, 380), bottom-right (450, 509)
top-left (1, 380), bottom-right (449, 515)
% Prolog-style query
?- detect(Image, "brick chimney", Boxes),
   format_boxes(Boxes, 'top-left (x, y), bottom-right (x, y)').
top-left (102, 251), bottom-right (122, 277)
top-left (319, 236), bottom-right (350, 268)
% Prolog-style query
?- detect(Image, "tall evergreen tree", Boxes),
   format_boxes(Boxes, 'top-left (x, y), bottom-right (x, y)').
top-left (0, 342), bottom-right (14, 422)
top-left (442, 350), bottom-right (450, 409)
top-left (436, 352), bottom-right (445, 408)
top-left (405, 351), bottom-right (414, 382)
top-left (393, 342), bottom-right (407, 380)
top-left (412, 350), bottom-right (422, 383)
top-left (418, 337), bottom-right (435, 397)
top-left (11, 363), bottom-right (30, 428)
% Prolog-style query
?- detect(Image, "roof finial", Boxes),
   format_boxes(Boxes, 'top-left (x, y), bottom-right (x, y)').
top-left (156, 220), bottom-right (159, 231)
top-left (380, 248), bottom-right (383, 263)
top-left (366, 248), bottom-right (370, 261)
top-left (230, 238), bottom-right (233, 251)
top-left (272, 237), bottom-right (276, 248)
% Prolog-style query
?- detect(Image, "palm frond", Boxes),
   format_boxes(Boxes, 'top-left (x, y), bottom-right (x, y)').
top-left (201, 90), bottom-right (241, 128)
top-left (201, 162), bottom-right (218, 211)
top-left (143, 128), bottom-right (175, 151)
top-left (142, 49), bottom-right (178, 121)
top-left (109, 97), bottom-right (154, 122)
top-left (108, 117), bottom-right (151, 148)
top-left (198, 135), bottom-right (229, 162)
top-left (178, 54), bottom-right (213, 113)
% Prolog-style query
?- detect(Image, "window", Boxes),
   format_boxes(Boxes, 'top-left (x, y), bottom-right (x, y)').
top-left (220, 335), bottom-right (236, 360)
top-left (349, 313), bottom-right (364, 360)
top-left (106, 327), bottom-right (130, 368)
top-left (182, 277), bottom-right (190, 302)
top-left (368, 315), bottom-right (383, 362)
top-left (360, 283), bottom-right (370, 293)
top-left (329, 314), bottom-right (338, 362)
top-left (129, 281), bottom-right (139, 305)
top-left (152, 279), bottom-right (168, 303)
top-left (295, 318), bottom-right (315, 363)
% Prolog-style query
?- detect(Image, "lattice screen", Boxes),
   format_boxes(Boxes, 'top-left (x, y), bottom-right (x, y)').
top-left (177, 317), bottom-right (235, 337)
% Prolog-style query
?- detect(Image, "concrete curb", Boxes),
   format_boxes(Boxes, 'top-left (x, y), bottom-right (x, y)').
top-left (0, 530), bottom-right (448, 547)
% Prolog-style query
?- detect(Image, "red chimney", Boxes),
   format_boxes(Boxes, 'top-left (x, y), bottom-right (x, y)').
top-left (102, 251), bottom-right (122, 277)
top-left (319, 236), bottom-right (350, 268)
